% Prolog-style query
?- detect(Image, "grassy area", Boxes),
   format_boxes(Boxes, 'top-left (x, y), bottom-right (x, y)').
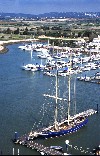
top-left (0, 19), bottom-right (100, 43)
top-left (0, 34), bottom-right (36, 41)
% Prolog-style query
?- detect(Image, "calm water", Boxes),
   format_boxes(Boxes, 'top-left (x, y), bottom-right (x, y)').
top-left (0, 43), bottom-right (100, 155)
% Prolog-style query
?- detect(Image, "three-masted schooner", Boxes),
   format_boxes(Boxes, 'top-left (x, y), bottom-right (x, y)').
top-left (30, 55), bottom-right (88, 139)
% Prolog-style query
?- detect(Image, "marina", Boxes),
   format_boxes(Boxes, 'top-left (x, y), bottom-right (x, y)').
top-left (0, 42), bottom-right (99, 155)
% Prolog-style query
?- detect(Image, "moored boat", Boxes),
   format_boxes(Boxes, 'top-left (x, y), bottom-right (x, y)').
top-left (50, 145), bottom-right (63, 151)
top-left (21, 64), bottom-right (38, 71)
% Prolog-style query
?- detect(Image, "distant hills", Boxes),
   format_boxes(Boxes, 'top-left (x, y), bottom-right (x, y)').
top-left (0, 12), bottom-right (100, 20)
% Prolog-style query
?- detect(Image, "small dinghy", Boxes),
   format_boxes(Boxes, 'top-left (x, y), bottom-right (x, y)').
top-left (50, 146), bottom-right (63, 151)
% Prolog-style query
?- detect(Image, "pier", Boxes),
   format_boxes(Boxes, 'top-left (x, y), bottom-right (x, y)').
top-left (14, 138), bottom-right (65, 155)
top-left (23, 141), bottom-right (65, 155)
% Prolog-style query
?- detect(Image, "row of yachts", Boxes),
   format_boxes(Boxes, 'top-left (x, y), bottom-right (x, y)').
top-left (20, 42), bottom-right (100, 81)
top-left (77, 71), bottom-right (100, 82)
top-left (21, 55), bottom-right (100, 78)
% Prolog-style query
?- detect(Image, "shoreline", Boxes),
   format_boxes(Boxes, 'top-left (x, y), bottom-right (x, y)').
top-left (0, 38), bottom-right (39, 54)
top-left (0, 38), bottom-right (99, 55)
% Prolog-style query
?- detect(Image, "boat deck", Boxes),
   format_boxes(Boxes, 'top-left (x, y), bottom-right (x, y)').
top-left (72, 109), bottom-right (97, 119)
top-left (59, 109), bottom-right (97, 126)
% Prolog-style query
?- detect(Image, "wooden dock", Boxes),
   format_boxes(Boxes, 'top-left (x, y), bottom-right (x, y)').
top-left (14, 138), bottom-right (65, 155)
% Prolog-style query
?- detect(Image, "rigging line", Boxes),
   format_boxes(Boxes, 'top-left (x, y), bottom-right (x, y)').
top-left (31, 102), bottom-right (46, 130)
top-left (31, 99), bottom-right (54, 131)
top-left (74, 74), bottom-right (77, 115)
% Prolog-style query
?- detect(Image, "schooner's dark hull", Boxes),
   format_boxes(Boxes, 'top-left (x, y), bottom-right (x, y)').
top-left (39, 118), bottom-right (88, 138)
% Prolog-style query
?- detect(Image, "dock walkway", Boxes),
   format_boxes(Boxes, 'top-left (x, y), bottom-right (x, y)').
top-left (15, 139), bottom-right (65, 155)
top-left (26, 141), bottom-right (64, 155)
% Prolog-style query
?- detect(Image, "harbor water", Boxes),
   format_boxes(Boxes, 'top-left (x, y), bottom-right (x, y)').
top-left (0, 43), bottom-right (100, 155)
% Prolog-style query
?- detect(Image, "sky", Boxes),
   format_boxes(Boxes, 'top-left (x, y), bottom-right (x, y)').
top-left (0, 0), bottom-right (100, 15)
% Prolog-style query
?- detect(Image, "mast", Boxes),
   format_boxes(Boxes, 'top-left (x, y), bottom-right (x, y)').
top-left (67, 50), bottom-right (71, 125)
top-left (31, 49), bottom-right (33, 60)
top-left (48, 39), bottom-right (49, 47)
top-left (80, 57), bottom-right (82, 78)
top-left (74, 73), bottom-right (76, 115)
top-left (54, 64), bottom-right (58, 130)
top-left (53, 41), bottom-right (54, 56)
top-left (43, 62), bottom-right (67, 130)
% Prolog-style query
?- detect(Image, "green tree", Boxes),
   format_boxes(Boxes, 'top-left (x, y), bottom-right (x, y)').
top-left (6, 28), bottom-right (12, 34)
top-left (78, 31), bottom-right (83, 37)
top-left (23, 27), bottom-right (28, 35)
top-left (14, 28), bottom-right (19, 34)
